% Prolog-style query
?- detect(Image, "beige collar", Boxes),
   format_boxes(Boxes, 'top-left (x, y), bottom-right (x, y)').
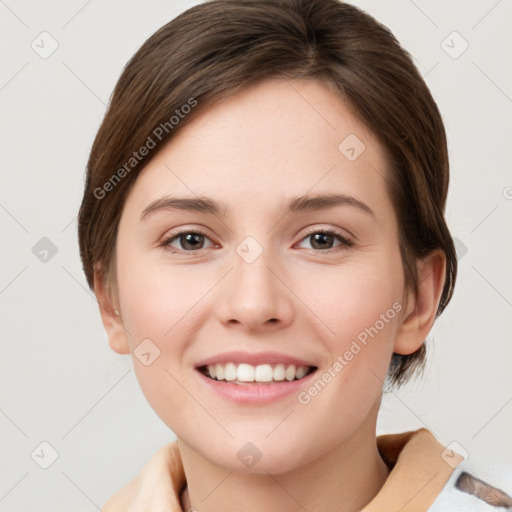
top-left (363, 428), bottom-right (463, 511)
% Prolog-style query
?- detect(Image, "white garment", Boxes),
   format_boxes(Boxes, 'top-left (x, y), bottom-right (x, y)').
top-left (429, 463), bottom-right (512, 511)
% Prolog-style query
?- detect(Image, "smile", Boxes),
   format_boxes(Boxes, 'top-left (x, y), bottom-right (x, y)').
top-left (198, 362), bottom-right (317, 385)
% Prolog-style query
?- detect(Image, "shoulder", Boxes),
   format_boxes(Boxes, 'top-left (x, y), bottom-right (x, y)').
top-left (102, 441), bottom-right (185, 512)
top-left (428, 460), bottom-right (512, 511)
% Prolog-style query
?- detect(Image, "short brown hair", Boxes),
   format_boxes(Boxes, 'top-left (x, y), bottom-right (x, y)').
top-left (78, 0), bottom-right (457, 388)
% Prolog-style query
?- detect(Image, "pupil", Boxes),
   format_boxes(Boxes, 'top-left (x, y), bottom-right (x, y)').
top-left (312, 233), bottom-right (332, 249)
top-left (183, 233), bottom-right (202, 249)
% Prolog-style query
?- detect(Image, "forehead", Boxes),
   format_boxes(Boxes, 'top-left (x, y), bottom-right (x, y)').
top-left (122, 78), bottom-right (393, 223)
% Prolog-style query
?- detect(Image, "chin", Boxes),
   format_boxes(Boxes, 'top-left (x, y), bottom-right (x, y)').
top-left (195, 436), bottom-right (311, 475)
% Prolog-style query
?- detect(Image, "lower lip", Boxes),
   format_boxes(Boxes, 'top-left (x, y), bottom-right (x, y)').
top-left (196, 369), bottom-right (318, 404)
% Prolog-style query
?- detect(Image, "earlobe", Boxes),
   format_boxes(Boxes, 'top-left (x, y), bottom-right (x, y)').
top-left (393, 250), bottom-right (446, 355)
top-left (93, 265), bottom-right (130, 355)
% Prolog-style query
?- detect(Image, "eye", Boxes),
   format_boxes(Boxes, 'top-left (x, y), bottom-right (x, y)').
top-left (161, 229), bottom-right (215, 253)
top-left (296, 228), bottom-right (354, 252)
top-left (161, 227), bottom-right (354, 254)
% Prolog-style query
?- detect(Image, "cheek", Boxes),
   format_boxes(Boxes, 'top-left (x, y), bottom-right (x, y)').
top-left (115, 249), bottom-right (227, 417)
top-left (294, 254), bottom-right (404, 399)
top-left (117, 249), bottom-right (209, 343)
top-left (293, 251), bottom-right (404, 350)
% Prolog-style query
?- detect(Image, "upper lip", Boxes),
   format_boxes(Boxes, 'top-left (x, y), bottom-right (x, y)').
top-left (195, 350), bottom-right (317, 368)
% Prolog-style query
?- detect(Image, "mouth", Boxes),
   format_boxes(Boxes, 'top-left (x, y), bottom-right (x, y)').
top-left (197, 363), bottom-right (318, 385)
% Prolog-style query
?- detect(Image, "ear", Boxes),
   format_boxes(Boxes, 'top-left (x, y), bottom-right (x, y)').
top-left (93, 265), bottom-right (130, 355)
top-left (394, 249), bottom-right (446, 355)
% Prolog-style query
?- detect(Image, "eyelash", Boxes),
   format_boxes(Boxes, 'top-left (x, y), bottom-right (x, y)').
top-left (160, 227), bottom-right (354, 255)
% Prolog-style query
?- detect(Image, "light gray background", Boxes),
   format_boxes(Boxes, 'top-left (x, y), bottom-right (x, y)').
top-left (1, 0), bottom-right (511, 510)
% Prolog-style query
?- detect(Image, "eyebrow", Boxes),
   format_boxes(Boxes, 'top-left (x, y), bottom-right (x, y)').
top-left (139, 192), bottom-right (375, 221)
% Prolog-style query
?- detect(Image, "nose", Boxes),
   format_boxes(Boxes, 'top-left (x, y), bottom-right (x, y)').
top-left (215, 244), bottom-right (294, 333)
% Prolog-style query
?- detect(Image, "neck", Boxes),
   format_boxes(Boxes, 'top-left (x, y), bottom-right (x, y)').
top-left (178, 417), bottom-right (390, 512)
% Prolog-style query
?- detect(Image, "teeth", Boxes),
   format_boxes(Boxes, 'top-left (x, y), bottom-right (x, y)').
top-left (273, 363), bottom-right (285, 381)
top-left (203, 362), bottom-right (313, 383)
top-left (295, 366), bottom-right (308, 379)
top-left (215, 364), bottom-right (224, 381)
top-left (224, 362), bottom-right (237, 381)
top-left (285, 365), bottom-right (296, 381)
top-left (254, 364), bottom-right (273, 382)
top-left (238, 363), bottom-right (255, 382)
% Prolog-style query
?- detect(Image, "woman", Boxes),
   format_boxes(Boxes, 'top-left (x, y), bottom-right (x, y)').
top-left (77, 0), bottom-right (512, 510)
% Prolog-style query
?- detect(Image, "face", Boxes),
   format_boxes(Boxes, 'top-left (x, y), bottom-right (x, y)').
top-left (111, 78), bottom-right (409, 473)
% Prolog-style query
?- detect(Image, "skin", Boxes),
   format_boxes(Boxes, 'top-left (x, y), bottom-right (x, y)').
top-left (95, 78), bottom-right (446, 512)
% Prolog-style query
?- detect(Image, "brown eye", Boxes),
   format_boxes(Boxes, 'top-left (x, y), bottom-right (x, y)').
top-left (162, 230), bottom-right (214, 252)
top-left (297, 229), bottom-right (354, 252)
